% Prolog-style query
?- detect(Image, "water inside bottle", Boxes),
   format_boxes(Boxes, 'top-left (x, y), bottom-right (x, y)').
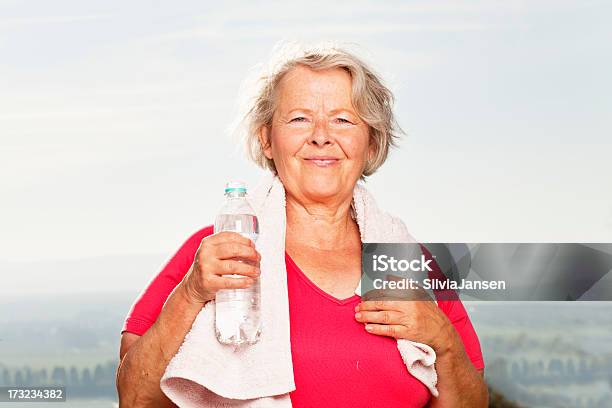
top-left (214, 213), bottom-right (261, 346)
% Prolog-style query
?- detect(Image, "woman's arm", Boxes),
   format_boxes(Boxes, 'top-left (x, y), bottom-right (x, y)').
top-left (116, 232), bottom-right (261, 407)
top-left (116, 279), bottom-right (203, 407)
top-left (426, 330), bottom-right (488, 408)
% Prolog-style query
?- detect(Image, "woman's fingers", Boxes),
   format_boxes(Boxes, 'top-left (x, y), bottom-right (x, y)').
top-left (215, 242), bottom-right (261, 264)
top-left (212, 275), bottom-right (256, 290)
top-left (354, 298), bottom-right (453, 349)
top-left (363, 324), bottom-right (406, 338)
top-left (354, 309), bottom-right (414, 339)
top-left (354, 301), bottom-right (419, 339)
top-left (213, 259), bottom-right (260, 278)
top-left (181, 231), bottom-right (260, 304)
top-left (210, 231), bottom-right (255, 247)
top-left (354, 309), bottom-right (405, 325)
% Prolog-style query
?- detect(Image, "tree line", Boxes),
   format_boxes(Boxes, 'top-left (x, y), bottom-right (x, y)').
top-left (0, 360), bottom-right (119, 398)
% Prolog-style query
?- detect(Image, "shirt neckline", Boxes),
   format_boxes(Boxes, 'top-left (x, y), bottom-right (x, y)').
top-left (285, 252), bottom-right (361, 306)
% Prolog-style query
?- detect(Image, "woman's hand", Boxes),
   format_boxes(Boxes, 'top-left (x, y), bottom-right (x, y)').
top-left (355, 280), bottom-right (488, 406)
top-left (181, 231), bottom-right (261, 304)
top-left (354, 290), bottom-right (459, 355)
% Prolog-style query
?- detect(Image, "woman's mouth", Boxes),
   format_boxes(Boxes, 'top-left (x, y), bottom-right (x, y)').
top-left (304, 157), bottom-right (340, 167)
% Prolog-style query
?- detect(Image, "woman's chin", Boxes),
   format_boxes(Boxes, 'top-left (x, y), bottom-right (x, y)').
top-left (300, 178), bottom-right (346, 200)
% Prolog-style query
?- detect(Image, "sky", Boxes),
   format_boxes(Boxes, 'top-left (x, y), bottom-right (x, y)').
top-left (1, 0), bottom-right (611, 294)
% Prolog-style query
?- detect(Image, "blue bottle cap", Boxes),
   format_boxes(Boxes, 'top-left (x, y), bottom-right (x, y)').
top-left (225, 181), bottom-right (247, 194)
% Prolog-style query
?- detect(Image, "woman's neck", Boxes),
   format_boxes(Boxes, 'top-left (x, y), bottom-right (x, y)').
top-left (285, 192), bottom-right (359, 251)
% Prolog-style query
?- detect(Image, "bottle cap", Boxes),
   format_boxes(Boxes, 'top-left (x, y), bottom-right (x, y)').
top-left (225, 181), bottom-right (247, 194)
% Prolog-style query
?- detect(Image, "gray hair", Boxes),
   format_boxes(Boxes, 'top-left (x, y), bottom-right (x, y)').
top-left (237, 42), bottom-right (403, 177)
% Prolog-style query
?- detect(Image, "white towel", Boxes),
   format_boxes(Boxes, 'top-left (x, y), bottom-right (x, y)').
top-left (160, 173), bottom-right (439, 407)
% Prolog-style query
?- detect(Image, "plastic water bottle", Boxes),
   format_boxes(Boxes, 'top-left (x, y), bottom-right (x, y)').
top-left (214, 181), bottom-right (261, 346)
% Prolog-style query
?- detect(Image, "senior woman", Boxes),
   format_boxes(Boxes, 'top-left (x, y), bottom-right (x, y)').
top-left (117, 45), bottom-right (488, 407)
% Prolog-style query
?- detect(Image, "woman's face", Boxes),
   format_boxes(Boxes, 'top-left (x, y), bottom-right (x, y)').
top-left (260, 66), bottom-right (371, 203)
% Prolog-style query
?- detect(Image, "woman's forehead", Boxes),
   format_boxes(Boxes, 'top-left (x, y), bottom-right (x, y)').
top-left (277, 66), bottom-right (354, 111)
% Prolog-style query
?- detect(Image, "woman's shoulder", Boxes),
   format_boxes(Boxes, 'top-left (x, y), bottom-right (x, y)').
top-left (157, 224), bottom-right (215, 281)
top-left (182, 224), bottom-right (215, 249)
top-left (167, 225), bottom-right (216, 266)
top-left (121, 224), bottom-right (214, 336)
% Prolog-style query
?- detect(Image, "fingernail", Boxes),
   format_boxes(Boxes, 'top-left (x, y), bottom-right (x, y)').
top-left (355, 313), bottom-right (361, 319)
top-left (354, 305), bottom-right (359, 312)
top-left (365, 325), bottom-right (373, 331)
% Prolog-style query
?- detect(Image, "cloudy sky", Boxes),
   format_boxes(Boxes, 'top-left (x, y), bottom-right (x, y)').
top-left (1, 0), bottom-right (611, 293)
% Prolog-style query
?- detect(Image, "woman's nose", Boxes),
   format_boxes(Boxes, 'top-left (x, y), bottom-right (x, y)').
top-left (308, 121), bottom-right (332, 146)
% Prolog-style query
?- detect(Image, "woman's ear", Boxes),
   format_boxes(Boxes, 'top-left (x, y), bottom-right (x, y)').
top-left (258, 126), bottom-right (273, 160)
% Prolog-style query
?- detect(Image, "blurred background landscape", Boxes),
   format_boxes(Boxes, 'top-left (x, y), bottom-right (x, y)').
top-left (1, 289), bottom-right (611, 407)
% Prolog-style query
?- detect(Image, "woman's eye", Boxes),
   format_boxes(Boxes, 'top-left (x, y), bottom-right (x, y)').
top-left (335, 118), bottom-right (352, 124)
top-left (290, 117), bottom-right (307, 122)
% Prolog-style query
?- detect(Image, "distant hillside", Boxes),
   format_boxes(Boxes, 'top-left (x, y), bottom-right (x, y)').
top-left (0, 253), bottom-right (166, 297)
top-left (0, 291), bottom-right (138, 322)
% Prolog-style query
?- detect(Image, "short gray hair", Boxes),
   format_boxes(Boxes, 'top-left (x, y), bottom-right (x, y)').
top-left (237, 42), bottom-right (403, 177)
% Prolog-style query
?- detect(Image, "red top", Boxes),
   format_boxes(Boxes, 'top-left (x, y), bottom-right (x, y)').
top-left (123, 226), bottom-right (484, 407)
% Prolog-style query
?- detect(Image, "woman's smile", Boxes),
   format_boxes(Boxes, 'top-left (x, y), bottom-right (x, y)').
top-left (303, 156), bottom-right (341, 167)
